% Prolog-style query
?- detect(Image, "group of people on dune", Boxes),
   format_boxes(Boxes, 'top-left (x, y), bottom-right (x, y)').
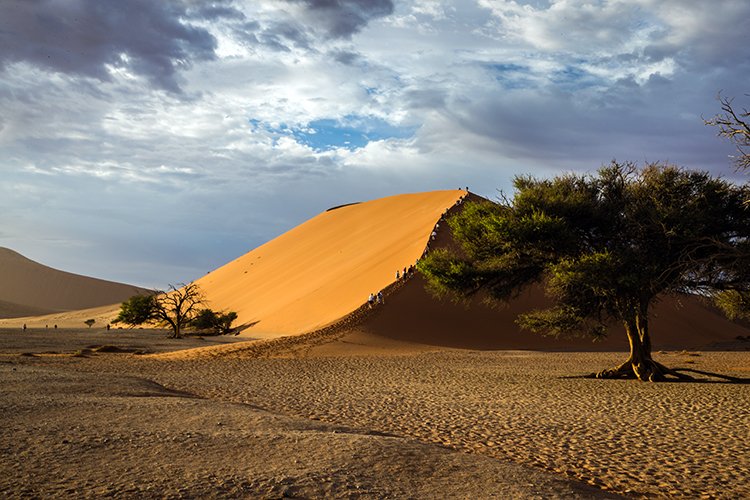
top-left (367, 190), bottom-right (468, 310)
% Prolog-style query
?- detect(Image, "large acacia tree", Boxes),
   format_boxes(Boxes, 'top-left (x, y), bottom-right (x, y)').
top-left (419, 162), bottom-right (750, 381)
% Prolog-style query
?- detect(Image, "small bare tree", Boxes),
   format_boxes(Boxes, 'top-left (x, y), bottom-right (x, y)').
top-left (154, 283), bottom-right (205, 338)
top-left (705, 92), bottom-right (750, 171)
top-left (114, 283), bottom-right (207, 338)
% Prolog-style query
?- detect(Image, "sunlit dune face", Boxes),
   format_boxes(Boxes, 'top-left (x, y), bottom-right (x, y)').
top-left (195, 190), bottom-right (465, 336)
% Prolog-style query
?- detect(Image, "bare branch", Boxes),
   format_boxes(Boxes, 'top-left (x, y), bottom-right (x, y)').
top-left (153, 282), bottom-right (206, 338)
top-left (705, 92), bottom-right (750, 171)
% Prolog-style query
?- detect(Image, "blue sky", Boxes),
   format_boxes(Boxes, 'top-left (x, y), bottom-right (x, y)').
top-left (1, 0), bottom-right (749, 287)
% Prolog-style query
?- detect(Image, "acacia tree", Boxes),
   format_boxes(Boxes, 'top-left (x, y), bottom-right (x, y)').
top-left (114, 293), bottom-right (157, 326)
top-left (114, 283), bottom-right (206, 338)
top-left (152, 283), bottom-right (206, 338)
top-left (190, 308), bottom-right (238, 335)
top-left (419, 162), bottom-right (750, 382)
top-left (705, 92), bottom-right (750, 171)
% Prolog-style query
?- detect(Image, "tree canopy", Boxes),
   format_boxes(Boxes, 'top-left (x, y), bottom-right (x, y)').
top-left (190, 308), bottom-right (238, 335)
top-left (114, 293), bottom-right (158, 326)
top-left (419, 162), bottom-right (750, 381)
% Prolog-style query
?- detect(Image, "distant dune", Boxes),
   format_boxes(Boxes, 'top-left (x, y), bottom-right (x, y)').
top-left (0, 247), bottom-right (148, 319)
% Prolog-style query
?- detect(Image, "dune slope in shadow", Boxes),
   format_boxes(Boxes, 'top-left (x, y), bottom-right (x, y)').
top-left (350, 195), bottom-right (750, 351)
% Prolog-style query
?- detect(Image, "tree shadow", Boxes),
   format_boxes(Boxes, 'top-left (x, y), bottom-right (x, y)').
top-left (564, 368), bottom-right (750, 384)
top-left (232, 320), bottom-right (260, 335)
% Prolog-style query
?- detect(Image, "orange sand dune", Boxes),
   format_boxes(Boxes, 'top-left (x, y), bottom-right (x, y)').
top-left (0, 247), bottom-right (148, 319)
top-left (177, 188), bottom-right (747, 357)
top-left (196, 190), bottom-right (466, 337)
top-left (343, 194), bottom-right (750, 351)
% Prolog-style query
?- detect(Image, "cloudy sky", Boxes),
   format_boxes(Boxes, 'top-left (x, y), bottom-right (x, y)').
top-left (2, 0), bottom-right (749, 288)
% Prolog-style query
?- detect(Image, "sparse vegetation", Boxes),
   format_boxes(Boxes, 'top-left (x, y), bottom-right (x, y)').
top-left (190, 308), bottom-right (238, 335)
top-left (419, 161), bottom-right (750, 381)
top-left (714, 289), bottom-right (750, 320)
top-left (114, 293), bottom-right (158, 327)
top-left (114, 283), bottom-right (209, 338)
top-left (84, 319), bottom-right (95, 328)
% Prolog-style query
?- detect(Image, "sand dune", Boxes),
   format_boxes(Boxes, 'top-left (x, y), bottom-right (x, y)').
top-left (193, 190), bottom-right (466, 337)
top-left (349, 276), bottom-right (749, 351)
top-left (192, 188), bottom-right (748, 353)
top-left (335, 192), bottom-right (750, 351)
top-left (3, 191), bottom-right (747, 498)
top-left (0, 247), bottom-right (148, 319)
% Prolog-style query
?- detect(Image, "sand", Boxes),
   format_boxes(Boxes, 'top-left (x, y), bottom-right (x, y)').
top-left (0, 247), bottom-right (148, 318)
top-left (6, 189), bottom-right (746, 353)
top-left (0, 190), bottom-right (467, 331)
top-left (2, 328), bottom-right (748, 498)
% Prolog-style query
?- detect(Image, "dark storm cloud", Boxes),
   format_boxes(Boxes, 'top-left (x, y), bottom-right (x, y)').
top-left (289, 0), bottom-right (394, 38)
top-left (405, 88), bottom-right (447, 110)
top-left (0, 0), bottom-right (223, 93)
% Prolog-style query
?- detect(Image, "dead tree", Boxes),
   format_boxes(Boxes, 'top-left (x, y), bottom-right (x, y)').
top-left (705, 92), bottom-right (750, 171)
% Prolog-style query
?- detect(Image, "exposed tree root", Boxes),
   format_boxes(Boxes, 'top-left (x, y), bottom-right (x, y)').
top-left (587, 358), bottom-right (695, 382)
top-left (586, 359), bottom-right (749, 383)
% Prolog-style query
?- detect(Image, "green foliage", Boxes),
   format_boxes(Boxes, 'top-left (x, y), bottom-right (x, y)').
top-left (190, 309), bottom-right (238, 335)
top-left (84, 319), bottom-right (95, 328)
top-left (419, 161), bottom-right (750, 342)
top-left (113, 294), bottom-right (157, 327)
top-left (216, 311), bottom-right (238, 334)
top-left (714, 290), bottom-right (750, 320)
top-left (190, 308), bottom-right (219, 331)
top-left (517, 306), bottom-right (607, 340)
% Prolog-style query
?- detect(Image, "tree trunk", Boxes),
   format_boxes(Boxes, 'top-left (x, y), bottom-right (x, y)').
top-left (594, 307), bottom-right (691, 382)
top-left (624, 316), bottom-right (663, 381)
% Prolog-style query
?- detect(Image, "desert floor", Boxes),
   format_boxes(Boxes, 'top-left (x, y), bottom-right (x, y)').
top-left (1, 328), bottom-right (748, 498)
